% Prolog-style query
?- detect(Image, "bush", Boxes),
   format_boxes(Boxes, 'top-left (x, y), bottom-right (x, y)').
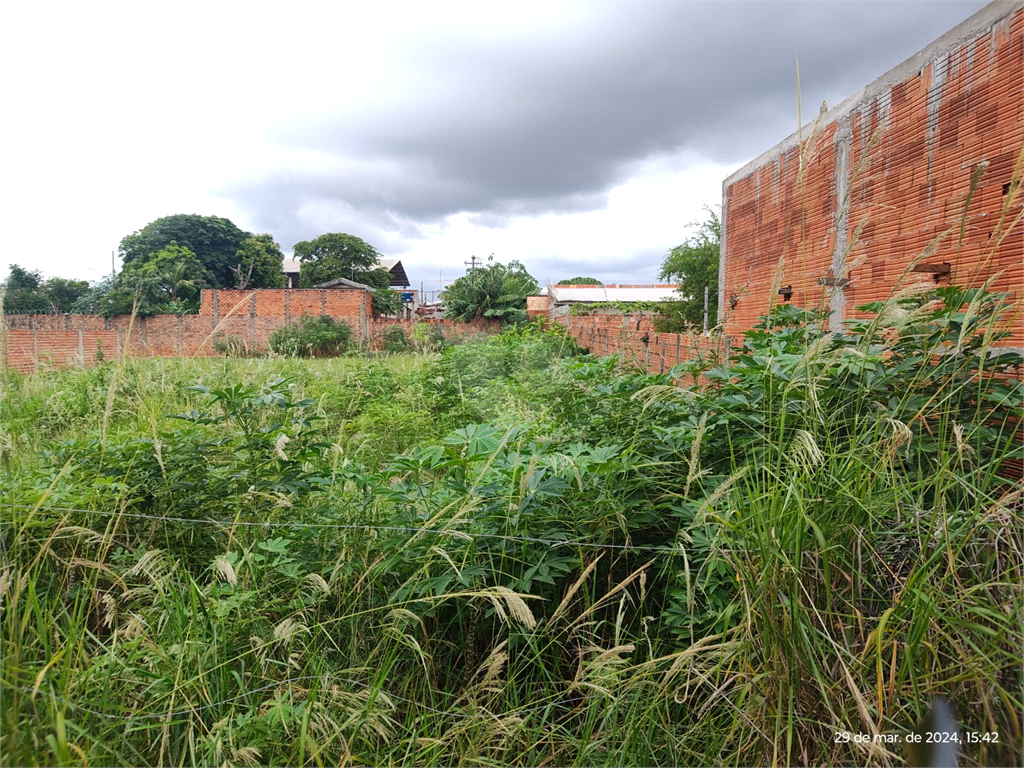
top-left (410, 322), bottom-right (447, 352)
top-left (213, 334), bottom-right (254, 357)
top-left (379, 324), bottom-right (410, 353)
top-left (268, 315), bottom-right (353, 357)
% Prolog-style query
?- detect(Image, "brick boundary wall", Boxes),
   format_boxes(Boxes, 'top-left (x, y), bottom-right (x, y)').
top-left (557, 312), bottom-right (729, 378)
top-left (3, 288), bottom-right (502, 374)
top-left (720, 3), bottom-right (1023, 347)
top-left (1, 329), bottom-right (121, 375)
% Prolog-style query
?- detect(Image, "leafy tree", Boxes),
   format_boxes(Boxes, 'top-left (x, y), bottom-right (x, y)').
top-left (232, 234), bottom-right (286, 289)
top-left (655, 206), bottom-right (720, 331)
top-left (119, 214), bottom-right (253, 288)
top-left (295, 233), bottom-right (383, 288)
top-left (2, 265), bottom-right (51, 314)
top-left (69, 277), bottom-right (114, 315)
top-left (557, 276), bottom-right (603, 285)
top-left (86, 244), bottom-right (206, 316)
top-left (371, 286), bottom-right (404, 317)
top-left (442, 258), bottom-right (539, 325)
top-left (2, 265), bottom-right (89, 315)
top-left (44, 277), bottom-right (90, 314)
top-left (94, 270), bottom-right (168, 317)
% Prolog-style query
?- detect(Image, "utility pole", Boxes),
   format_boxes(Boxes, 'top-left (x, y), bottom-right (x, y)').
top-left (464, 254), bottom-right (481, 272)
top-left (111, 250), bottom-right (115, 278)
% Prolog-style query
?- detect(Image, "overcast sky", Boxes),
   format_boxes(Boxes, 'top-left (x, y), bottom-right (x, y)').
top-left (2, 0), bottom-right (989, 289)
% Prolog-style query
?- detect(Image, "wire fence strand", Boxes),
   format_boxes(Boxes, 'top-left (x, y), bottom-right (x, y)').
top-left (4, 502), bottom-right (686, 555)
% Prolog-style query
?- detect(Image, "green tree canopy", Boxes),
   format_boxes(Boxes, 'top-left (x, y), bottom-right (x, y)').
top-left (232, 234), bottom-right (287, 289)
top-left (2, 265), bottom-right (89, 315)
top-left (44, 278), bottom-right (91, 314)
top-left (3, 265), bottom-right (51, 314)
top-left (94, 244), bottom-right (206, 316)
top-left (442, 258), bottom-right (539, 325)
top-left (557, 276), bottom-right (603, 285)
top-left (656, 207), bottom-right (720, 331)
top-left (119, 214), bottom-right (253, 288)
top-left (295, 233), bottom-right (383, 288)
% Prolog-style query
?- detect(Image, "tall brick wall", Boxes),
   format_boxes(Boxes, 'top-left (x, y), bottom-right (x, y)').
top-left (721, 3), bottom-right (1023, 346)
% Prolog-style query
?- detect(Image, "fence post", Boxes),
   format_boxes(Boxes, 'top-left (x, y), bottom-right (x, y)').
top-left (660, 339), bottom-right (665, 374)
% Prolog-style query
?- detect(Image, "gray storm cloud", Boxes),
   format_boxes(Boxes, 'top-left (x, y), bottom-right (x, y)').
top-left (222, 0), bottom-right (987, 263)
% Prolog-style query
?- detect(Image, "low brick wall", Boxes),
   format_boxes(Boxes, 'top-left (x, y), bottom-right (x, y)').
top-left (3, 294), bottom-right (501, 374)
top-left (559, 312), bottom-right (729, 378)
top-left (1, 329), bottom-right (120, 375)
top-left (367, 318), bottom-right (500, 348)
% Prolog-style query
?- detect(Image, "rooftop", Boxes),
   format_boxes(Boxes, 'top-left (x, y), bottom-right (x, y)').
top-left (548, 283), bottom-right (680, 303)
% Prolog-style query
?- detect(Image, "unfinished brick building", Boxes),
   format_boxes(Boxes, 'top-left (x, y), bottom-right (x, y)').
top-left (720, 1), bottom-right (1023, 346)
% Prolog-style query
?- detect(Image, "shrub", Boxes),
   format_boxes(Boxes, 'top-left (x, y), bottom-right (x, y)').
top-left (379, 324), bottom-right (410, 353)
top-left (268, 315), bottom-right (353, 357)
top-left (410, 322), bottom-right (447, 352)
top-left (213, 334), bottom-right (253, 357)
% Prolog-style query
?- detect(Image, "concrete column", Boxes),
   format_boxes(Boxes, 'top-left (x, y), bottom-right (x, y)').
top-left (830, 118), bottom-right (852, 334)
top-left (140, 316), bottom-right (148, 352)
top-left (177, 315), bottom-right (184, 353)
top-left (77, 329), bottom-right (84, 367)
top-left (285, 288), bottom-right (291, 324)
top-left (32, 328), bottom-right (39, 373)
top-left (250, 292), bottom-right (257, 349)
top-left (320, 290), bottom-right (326, 317)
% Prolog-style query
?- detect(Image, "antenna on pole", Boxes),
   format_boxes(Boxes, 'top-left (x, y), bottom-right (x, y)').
top-left (464, 254), bottom-right (481, 272)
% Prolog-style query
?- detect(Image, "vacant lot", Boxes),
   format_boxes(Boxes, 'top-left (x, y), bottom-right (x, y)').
top-left (2, 292), bottom-right (1021, 767)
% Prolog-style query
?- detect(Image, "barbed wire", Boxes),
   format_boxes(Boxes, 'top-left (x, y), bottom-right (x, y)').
top-left (4, 503), bottom-right (685, 555)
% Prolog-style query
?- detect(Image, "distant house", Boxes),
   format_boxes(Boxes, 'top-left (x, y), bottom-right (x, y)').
top-left (282, 258), bottom-right (410, 289)
top-left (311, 277), bottom-right (380, 291)
top-left (529, 283), bottom-right (680, 318)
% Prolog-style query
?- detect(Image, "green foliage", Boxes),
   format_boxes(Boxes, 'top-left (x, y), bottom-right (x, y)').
top-left (442, 257), bottom-right (539, 325)
top-left (119, 214), bottom-right (254, 289)
top-left (268, 315), bottom-right (353, 357)
top-left (557, 276), bottom-right (603, 285)
top-left (656, 206), bottom-right (720, 331)
top-left (379, 324), bottom-right (410, 352)
top-left (92, 244), bottom-right (207, 316)
top-left (232, 234), bottom-right (287, 288)
top-left (371, 285), bottom-right (404, 317)
top-left (295, 233), bottom-right (383, 288)
top-left (213, 334), bottom-right (255, 357)
top-left (1, 288), bottom-right (1021, 767)
top-left (2, 265), bottom-right (89, 315)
